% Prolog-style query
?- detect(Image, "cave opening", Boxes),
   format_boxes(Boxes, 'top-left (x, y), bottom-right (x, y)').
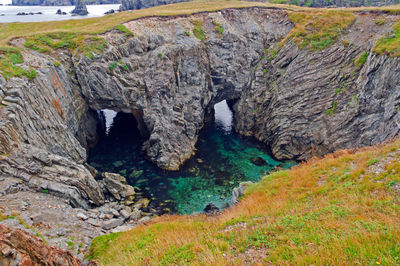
top-left (88, 103), bottom-right (295, 215)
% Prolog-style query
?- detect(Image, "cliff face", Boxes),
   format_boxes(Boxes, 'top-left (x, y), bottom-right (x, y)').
top-left (1, 7), bottom-right (399, 209)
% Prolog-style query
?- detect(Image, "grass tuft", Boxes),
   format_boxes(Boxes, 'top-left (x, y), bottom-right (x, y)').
top-left (285, 10), bottom-right (356, 50)
top-left (192, 20), bottom-right (206, 41)
top-left (373, 21), bottom-right (400, 57)
top-left (354, 51), bottom-right (368, 67)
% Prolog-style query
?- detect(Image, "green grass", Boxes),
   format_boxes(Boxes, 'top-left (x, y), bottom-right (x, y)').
top-left (212, 20), bottom-right (224, 34)
top-left (284, 10), bottom-right (356, 50)
top-left (192, 20), bottom-right (206, 41)
top-left (114, 24), bottom-right (134, 37)
top-left (89, 140), bottom-right (400, 265)
top-left (109, 62), bottom-right (118, 70)
top-left (0, 47), bottom-right (39, 80)
top-left (354, 51), bottom-right (368, 67)
top-left (326, 100), bottom-right (338, 115)
top-left (373, 21), bottom-right (400, 57)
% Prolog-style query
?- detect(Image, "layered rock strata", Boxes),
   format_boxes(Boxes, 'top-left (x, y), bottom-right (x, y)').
top-left (0, 7), bottom-right (399, 227)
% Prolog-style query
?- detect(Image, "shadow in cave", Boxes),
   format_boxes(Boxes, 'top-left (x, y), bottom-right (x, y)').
top-left (88, 103), bottom-right (295, 215)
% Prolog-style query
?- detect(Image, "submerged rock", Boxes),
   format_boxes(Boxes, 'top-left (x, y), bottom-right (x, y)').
top-left (203, 203), bottom-right (219, 215)
top-left (250, 157), bottom-right (267, 166)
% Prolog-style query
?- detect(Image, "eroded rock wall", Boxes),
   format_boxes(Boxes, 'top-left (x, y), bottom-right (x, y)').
top-left (0, 7), bottom-right (399, 209)
top-left (76, 7), bottom-right (293, 170)
top-left (0, 53), bottom-right (104, 208)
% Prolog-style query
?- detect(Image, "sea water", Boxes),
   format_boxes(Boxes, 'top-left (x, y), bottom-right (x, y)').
top-left (88, 101), bottom-right (295, 214)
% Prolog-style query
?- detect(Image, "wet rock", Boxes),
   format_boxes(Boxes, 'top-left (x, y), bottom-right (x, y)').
top-left (204, 203), bottom-right (219, 215)
top-left (134, 198), bottom-right (150, 209)
top-left (104, 9), bottom-right (115, 15)
top-left (250, 157), bottom-right (267, 166)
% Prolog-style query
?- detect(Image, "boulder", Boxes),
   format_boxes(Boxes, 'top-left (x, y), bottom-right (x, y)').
top-left (231, 182), bottom-right (253, 205)
top-left (71, 0), bottom-right (88, 16)
top-left (250, 157), bottom-right (267, 166)
top-left (102, 218), bottom-right (124, 230)
top-left (99, 173), bottom-right (135, 201)
top-left (203, 203), bottom-right (219, 215)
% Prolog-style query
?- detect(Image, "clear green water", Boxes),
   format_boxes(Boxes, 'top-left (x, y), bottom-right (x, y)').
top-left (88, 101), bottom-right (295, 215)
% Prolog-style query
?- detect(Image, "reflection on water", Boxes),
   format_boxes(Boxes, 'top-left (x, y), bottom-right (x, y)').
top-left (88, 101), bottom-right (295, 214)
top-left (0, 4), bottom-right (119, 22)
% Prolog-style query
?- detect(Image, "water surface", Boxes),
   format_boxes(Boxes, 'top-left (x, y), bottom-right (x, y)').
top-left (0, 4), bottom-right (119, 22)
top-left (88, 101), bottom-right (295, 214)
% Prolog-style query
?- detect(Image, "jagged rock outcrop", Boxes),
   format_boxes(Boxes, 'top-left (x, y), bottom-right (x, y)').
top-left (71, 0), bottom-right (88, 15)
top-left (0, 224), bottom-right (81, 265)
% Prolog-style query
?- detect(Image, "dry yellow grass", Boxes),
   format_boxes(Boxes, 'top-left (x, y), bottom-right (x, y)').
top-left (90, 139), bottom-right (400, 265)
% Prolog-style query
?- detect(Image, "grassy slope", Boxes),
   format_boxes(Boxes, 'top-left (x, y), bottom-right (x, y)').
top-left (90, 140), bottom-right (400, 265)
top-left (0, 0), bottom-right (270, 45)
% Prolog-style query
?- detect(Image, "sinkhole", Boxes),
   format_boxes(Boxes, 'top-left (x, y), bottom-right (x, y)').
top-left (88, 101), bottom-right (295, 215)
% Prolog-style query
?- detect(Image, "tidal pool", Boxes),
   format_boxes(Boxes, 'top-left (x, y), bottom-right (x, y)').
top-left (88, 101), bottom-right (295, 214)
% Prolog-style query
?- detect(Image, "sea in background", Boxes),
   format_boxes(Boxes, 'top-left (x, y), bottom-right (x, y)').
top-left (0, 4), bottom-right (119, 22)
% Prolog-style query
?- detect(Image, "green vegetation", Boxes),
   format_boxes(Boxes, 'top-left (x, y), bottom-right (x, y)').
top-left (114, 24), bottom-right (134, 37)
top-left (0, 47), bottom-right (38, 80)
top-left (24, 33), bottom-right (107, 60)
top-left (285, 11), bottom-right (356, 50)
top-left (326, 100), bottom-right (338, 115)
top-left (373, 21), bottom-right (400, 57)
top-left (157, 53), bottom-right (163, 59)
top-left (66, 240), bottom-right (75, 248)
top-left (109, 62), bottom-right (118, 70)
top-left (376, 19), bottom-right (385, 26)
top-left (192, 20), bottom-right (206, 41)
top-left (89, 140), bottom-right (400, 265)
top-left (185, 31), bottom-right (190, 36)
top-left (212, 20), bottom-right (224, 34)
top-left (354, 51), bottom-right (368, 67)
top-left (53, 60), bottom-right (61, 67)
top-left (366, 158), bottom-right (379, 166)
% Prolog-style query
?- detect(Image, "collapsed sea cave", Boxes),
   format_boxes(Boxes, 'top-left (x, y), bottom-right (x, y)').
top-left (88, 100), bottom-right (295, 215)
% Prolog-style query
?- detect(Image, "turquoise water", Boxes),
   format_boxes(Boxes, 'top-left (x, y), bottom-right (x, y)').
top-left (88, 101), bottom-right (295, 214)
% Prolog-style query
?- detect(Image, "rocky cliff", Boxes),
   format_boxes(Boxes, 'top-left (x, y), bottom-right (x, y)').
top-left (1, 7), bottom-right (400, 215)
